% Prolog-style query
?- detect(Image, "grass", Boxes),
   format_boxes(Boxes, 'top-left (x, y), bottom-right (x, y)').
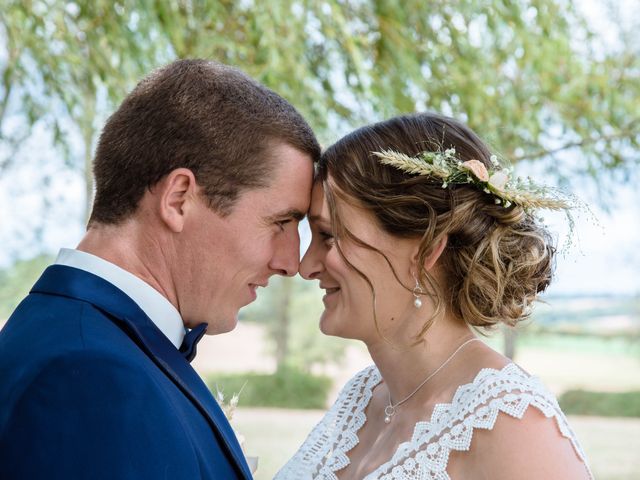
top-left (480, 331), bottom-right (640, 394)
top-left (231, 408), bottom-right (323, 479)
top-left (516, 330), bottom-right (640, 356)
top-left (560, 390), bottom-right (640, 417)
top-left (207, 367), bottom-right (332, 409)
top-left (571, 416), bottom-right (640, 480)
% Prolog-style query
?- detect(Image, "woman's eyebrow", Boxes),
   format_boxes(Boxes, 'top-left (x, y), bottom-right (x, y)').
top-left (307, 213), bottom-right (330, 224)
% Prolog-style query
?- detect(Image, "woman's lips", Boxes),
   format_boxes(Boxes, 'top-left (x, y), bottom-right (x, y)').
top-left (322, 286), bottom-right (340, 303)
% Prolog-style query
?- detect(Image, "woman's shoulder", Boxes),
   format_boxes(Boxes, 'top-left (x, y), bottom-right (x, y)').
top-left (461, 398), bottom-right (593, 479)
top-left (443, 362), bottom-right (593, 479)
top-left (438, 344), bottom-right (550, 415)
top-left (442, 361), bottom-right (560, 425)
top-left (462, 361), bottom-right (543, 394)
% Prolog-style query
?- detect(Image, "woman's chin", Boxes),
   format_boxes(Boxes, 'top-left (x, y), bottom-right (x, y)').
top-left (319, 310), bottom-right (358, 340)
top-left (319, 310), bottom-right (341, 337)
top-left (318, 312), bottom-right (332, 335)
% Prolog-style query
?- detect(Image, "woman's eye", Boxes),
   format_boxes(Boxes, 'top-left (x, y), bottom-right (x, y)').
top-left (319, 231), bottom-right (335, 245)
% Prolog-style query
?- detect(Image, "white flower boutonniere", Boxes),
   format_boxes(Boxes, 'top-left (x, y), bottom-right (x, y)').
top-left (215, 383), bottom-right (259, 474)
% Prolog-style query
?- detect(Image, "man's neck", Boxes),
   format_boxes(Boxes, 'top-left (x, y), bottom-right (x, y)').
top-left (77, 222), bottom-right (178, 309)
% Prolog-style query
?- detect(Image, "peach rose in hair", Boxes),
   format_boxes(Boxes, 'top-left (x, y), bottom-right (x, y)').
top-left (460, 160), bottom-right (489, 182)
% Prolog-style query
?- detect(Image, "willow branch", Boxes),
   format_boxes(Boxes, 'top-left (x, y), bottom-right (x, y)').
top-left (513, 125), bottom-right (640, 162)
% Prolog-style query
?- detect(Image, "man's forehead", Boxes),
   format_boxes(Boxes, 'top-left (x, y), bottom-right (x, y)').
top-left (267, 187), bottom-right (312, 218)
top-left (307, 186), bottom-right (329, 222)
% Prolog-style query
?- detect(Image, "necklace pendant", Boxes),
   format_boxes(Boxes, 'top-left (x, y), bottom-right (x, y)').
top-left (384, 405), bottom-right (395, 425)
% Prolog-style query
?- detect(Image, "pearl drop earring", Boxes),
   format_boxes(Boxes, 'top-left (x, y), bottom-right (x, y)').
top-left (412, 274), bottom-right (423, 309)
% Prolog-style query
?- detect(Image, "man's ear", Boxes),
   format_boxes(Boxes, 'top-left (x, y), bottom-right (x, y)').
top-left (157, 168), bottom-right (198, 233)
top-left (415, 235), bottom-right (448, 272)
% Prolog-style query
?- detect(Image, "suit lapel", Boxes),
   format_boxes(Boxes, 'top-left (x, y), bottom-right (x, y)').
top-left (32, 265), bottom-right (252, 480)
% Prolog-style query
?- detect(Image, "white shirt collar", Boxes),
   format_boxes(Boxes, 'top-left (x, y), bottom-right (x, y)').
top-left (55, 248), bottom-right (185, 349)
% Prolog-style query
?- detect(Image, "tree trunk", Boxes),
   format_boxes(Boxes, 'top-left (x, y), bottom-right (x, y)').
top-left (503, 326), bottom-right (518, 360)
top-left (274, 277), bottom-right (293, 371)
top-left (80, 86), bottom-right (96, 226)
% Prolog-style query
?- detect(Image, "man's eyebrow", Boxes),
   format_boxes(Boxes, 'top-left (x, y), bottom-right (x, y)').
top-left (267, 209), bottom-right (306, 222)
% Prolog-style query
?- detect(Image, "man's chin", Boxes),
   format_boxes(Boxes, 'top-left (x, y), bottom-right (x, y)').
top-left (210, 315), bottom-right (239, 335)
top-left (189, 312), bottom-right (239, 335)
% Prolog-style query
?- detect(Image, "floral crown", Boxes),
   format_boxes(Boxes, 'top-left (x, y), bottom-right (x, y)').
top-left (373, 147), bottom-right (571, 212)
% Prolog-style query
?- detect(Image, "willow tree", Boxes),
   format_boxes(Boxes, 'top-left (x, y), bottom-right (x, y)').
top-left (4, 0), bottom-right (638, 218)
top-left (1, 0), bottom-right (158, 222)
top-left (148, 1), bottom-right (638, 170)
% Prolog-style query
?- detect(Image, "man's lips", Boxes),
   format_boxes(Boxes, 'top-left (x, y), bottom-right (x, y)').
top-left (248, 282), bottom-right (268, 301)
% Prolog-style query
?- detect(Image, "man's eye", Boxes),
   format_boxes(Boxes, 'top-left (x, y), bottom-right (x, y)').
top-left (275, 220), bottom-right (288, 231)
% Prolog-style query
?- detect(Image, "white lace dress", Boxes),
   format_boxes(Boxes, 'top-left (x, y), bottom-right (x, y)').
top-left (275, 363), bottom-right (593, 480)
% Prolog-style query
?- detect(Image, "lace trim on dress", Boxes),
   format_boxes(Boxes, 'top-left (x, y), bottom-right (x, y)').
top-left (275, 366), bottom-right (381, 480)
top-left (275, 363), bottom-right (593, 480)
top-left (370, 363), bottom-right (593, 480)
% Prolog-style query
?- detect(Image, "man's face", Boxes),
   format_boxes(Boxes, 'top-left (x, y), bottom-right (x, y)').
top-left (176, 143), bottom-right (314, 333)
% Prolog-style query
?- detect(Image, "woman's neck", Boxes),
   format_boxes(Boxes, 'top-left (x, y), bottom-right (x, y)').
top-left (366, 317), bottom-right (476, 406)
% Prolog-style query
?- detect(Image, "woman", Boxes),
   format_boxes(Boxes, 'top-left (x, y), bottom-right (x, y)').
top-left (276, 113), bottom-right (592, 479)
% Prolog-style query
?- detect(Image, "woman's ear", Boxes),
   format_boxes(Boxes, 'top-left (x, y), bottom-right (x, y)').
top-left (422, 235), bottom-right (448, 272)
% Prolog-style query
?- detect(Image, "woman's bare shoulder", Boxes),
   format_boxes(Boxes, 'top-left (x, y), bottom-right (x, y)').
top-left (460, 405), bottom-right (591, 480)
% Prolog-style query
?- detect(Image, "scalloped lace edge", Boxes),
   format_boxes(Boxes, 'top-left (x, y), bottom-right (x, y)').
top-left (275, 363), bottom-right (593, 480)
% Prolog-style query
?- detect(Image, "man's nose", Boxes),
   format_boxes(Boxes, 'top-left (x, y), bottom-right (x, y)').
top-left (269, 231), bottom-right (300, 276)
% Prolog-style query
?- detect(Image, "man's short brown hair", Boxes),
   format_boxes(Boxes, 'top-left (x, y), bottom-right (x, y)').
top-left (89, 59), bottom-right (320, 225)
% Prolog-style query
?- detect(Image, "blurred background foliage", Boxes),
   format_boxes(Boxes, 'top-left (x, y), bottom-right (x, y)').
top-left (0, 254), bottom-right (52, 319)
top-left (240, 276), bottom-right (346, 373)
top-left (2, 0), bottom-right (638, 219)
top-left (1, 0), bottom-right (639, 417)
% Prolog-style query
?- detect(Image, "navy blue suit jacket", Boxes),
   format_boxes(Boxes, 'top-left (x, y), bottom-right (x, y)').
top-left (0, 265), bottom-right (252, 480)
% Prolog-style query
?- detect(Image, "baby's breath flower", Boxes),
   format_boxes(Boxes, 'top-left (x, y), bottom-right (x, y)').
top-left (488, 170), bottom-right (510, 191)
top-left (214, 382), bottom-right (247, 422)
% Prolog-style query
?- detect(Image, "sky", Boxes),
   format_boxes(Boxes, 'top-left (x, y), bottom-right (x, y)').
top-left (1, 0), bottom-right (638, 296)
top-left (529, 182), bottom-right (639, 296)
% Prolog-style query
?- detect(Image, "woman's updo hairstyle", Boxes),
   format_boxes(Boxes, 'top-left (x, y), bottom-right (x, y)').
top-left (318, 112), bottom-right (555, 331)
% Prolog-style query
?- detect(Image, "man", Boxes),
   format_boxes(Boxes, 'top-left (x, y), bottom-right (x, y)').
top-left (0, 59), bottom-right (319, 479)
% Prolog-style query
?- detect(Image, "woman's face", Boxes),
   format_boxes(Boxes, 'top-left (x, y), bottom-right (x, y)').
top-left (300, 181), bottom-right (421, 343)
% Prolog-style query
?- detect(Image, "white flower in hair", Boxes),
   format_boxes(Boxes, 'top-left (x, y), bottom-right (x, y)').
top-left (488, 170), bottom-right (510, 191)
